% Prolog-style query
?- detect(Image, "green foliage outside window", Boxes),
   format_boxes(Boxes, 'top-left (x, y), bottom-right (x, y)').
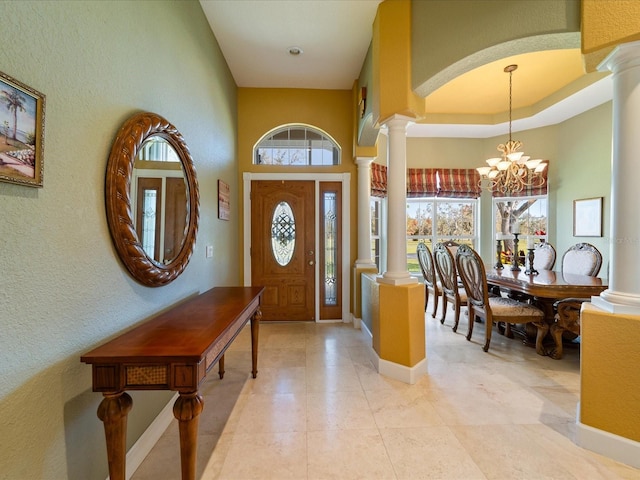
top-left (406, 198), bottom-right (477, 273)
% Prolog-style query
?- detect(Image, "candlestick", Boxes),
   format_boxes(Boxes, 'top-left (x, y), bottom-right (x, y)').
top-left (525, 248), bottom-right (538, 275)
top-left (511, 233), bottom-right (521, 271)
top-left (494, 239), bottom-right (504, 269)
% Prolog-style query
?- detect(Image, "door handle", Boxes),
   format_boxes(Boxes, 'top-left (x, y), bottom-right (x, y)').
top-left (309, 260), bottom-right (315, 266)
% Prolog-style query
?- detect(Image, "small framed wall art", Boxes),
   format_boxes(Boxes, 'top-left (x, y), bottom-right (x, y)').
top-left (573, 197), bottom-right (603, 237)
top-left (0, 70), bottom-right (45, 187)
top-left (218, 179), bottom-right (230, 220)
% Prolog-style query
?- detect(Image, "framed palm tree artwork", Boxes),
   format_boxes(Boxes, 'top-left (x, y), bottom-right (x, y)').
top-left (0, 70), bottom-right (45, 187)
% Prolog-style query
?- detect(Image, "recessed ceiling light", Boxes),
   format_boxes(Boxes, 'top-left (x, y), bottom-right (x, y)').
top-left (288, 46), bottom-right (303, 56)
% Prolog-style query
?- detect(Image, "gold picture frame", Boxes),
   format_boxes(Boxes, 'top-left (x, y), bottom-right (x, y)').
top-left (0, 70), bottom-right (45, 187)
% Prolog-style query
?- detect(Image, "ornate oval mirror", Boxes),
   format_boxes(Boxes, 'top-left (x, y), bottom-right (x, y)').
top-left (105, 112), bottom-right (199, 287)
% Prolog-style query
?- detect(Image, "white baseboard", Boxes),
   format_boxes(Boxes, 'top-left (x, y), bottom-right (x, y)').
top-left (358, 320), bottom-right (427, 384)
top-left (576, 405), bottom-right (640, 469)
top-left (106, 392), bottom-right (178, 480)
top-left (376, 355), bottom-right (427, 384)
top-left (359, 318), bottom-right (373, 342)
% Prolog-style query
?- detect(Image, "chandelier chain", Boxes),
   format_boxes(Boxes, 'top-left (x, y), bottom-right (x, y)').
top-left (508, 67), bottom-right (512, 142)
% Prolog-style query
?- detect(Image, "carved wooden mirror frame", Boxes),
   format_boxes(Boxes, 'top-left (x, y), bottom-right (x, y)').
top-left (105, 112), bottom-right (199, 287)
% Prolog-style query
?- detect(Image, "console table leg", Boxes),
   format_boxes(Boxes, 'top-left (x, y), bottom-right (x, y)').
top-left (97, 392), bottom-right (132, 480)
top-left (251, 307), bottom-right (262, 378)
top-left (173, 391), bottom-right (204, 480)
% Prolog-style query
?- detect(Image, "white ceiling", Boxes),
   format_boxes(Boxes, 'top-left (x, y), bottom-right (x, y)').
top-left (199, 0), bottom-right (612, 138)
top-left (199, 0), bottom-right (382, 90)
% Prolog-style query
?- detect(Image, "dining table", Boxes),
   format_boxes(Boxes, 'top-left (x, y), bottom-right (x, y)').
top-left (485, 267), bottom-right (607, 357)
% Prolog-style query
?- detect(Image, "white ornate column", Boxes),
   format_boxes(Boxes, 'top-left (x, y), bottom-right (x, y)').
top-left (355, 157), bottom-right (377, 267)
top-left (593, 40), bottom-right (640, 314)
top-left (378, 115), bottom-right (416, 285)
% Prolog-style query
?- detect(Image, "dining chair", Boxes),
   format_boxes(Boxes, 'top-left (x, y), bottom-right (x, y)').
top-left (433, 242), bottom-right (467, 332)
top-left (551, 297), bottom-right (588, 359)
top-left (455, 244), bottom-right (546, 353)
top-left (416, 242), bottom-right (442, 319)
top-left (561, 243), bottom-right (603, 276)
top-left (533, 241), bottom-right (556, 271)
top-left (442, 239), bottom-right (461, 257)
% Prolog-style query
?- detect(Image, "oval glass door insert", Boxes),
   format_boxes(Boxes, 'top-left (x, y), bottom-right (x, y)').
top-left (271, 201), bottom-right (296, 266)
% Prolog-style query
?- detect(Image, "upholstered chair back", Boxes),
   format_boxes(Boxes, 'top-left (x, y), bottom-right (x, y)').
top-left (561, 243), bottom-right (602, 276)
top-left (533, 242), bottom-right (556, 271)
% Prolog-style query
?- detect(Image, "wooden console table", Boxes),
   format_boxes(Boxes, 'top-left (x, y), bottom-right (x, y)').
top-left (81, 286), bottom-right (264, 480)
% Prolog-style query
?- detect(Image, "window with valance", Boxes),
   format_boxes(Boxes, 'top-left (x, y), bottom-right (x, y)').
top-left (436, 168), bottom-right (481, 199)
top-left (370, 165), bottom-right (481, 199)
top-left (370, 162), bottom-right (387, 198)
top-left (407, 168), bottom-right (438, 197)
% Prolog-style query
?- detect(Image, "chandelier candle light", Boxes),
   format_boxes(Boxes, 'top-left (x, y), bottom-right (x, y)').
top-left (477, 64), bottom-right (547, 195)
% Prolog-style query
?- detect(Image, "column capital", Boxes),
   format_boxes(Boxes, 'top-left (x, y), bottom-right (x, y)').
top-left (355, 156), bottom-right (375, 167)
top-left (381, 114), bottom-right (414, 131)
top-left (598, 40), bottom-right (640, 73)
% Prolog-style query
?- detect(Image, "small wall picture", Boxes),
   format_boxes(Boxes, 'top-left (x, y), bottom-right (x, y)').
top-left (0, 70), bottom-right (45, 187)
top-left (218, 179), bottom-right (230, 220)
top-left (573, 197), bottom-right (603, 237)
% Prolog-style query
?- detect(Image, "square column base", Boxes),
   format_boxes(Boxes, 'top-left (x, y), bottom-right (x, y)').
top-left (578, 302), bottom-right (640, 467)
top-left (372, 282), bottom-right (426, 383)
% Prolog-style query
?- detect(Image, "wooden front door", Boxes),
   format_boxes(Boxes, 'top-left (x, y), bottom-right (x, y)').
top-left (251, 180), bottom-right (315, 321)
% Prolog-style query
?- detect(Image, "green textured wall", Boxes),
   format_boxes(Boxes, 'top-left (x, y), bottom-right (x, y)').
top-left (553, 102), bottom-right (611, 269)
top-left (0, 1), bottom-right (237, 479)
top-left (403, 102), bottom-right (611, 266)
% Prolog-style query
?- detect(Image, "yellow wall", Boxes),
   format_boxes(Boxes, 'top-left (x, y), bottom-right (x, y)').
top-left (371, 0), bottom-right (424, 125)
top-left (237, 88), bottom-right (358, 308)
top-left (581, 304), bottom-right (640, 441)
top-left (582, 0), bottom-right (640, 71)
top-left (378, 283), bottom-right (425, 366)
top-left (361, 273), bottom-right (425, 367)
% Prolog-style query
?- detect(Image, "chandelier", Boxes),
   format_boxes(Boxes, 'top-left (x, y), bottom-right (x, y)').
top-left (477, 64), bottom-right (547, 195)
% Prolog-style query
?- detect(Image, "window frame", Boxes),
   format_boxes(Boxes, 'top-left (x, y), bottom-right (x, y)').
top-left (370, 196), bottom-right (382, 270)
top-left (492, 194), bottom-right (549, 267)
top-left (492, 194), bottom-right (549, 241)
top-left (406, 196), bottom-right (479, 274)
top-left (254, 124), bottom-right (341, 166)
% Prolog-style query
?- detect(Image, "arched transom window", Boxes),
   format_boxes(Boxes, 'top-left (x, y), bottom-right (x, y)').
top-left (254, 124), bottom-right (340, 166)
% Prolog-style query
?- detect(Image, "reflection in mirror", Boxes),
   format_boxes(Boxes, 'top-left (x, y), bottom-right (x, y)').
top-left (131, 136), bottom-right (188, 264)
top-left (105, 112), bottom-right (199, 287)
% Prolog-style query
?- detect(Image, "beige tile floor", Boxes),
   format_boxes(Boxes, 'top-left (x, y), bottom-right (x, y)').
top-left (131, 301), bottom-right (640, 480)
